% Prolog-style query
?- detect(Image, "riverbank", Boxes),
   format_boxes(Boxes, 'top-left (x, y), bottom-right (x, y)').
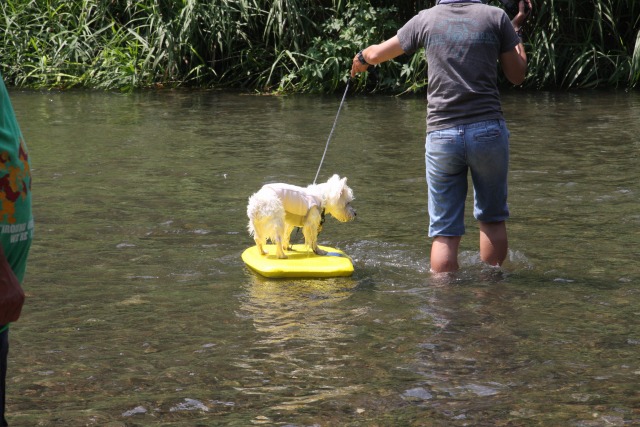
top-left (1, 0), bottom-right (638, 92)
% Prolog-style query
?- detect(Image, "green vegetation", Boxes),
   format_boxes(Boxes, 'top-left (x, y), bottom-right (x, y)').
top-left (0, 0), bottom-right (638, 92)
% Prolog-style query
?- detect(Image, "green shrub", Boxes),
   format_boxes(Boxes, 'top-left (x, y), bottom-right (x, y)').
top-left (0, 0), bottom-right (637, 91)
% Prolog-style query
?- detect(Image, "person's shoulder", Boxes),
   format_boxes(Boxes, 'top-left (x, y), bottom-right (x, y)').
top-left (408, 8), bottom-right (430, 20)
top-left (478, 3), bottom-right (509, 19)
top-left (400, 8), bottom-right (431, 33)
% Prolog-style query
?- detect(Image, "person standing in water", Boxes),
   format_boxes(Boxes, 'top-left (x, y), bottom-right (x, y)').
top-left (0, 71), bottom-right (34, 426)
top-left (351, 0), bottom-right (531, 272)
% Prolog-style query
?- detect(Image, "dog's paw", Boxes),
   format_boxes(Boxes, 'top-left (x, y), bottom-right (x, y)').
top-left (314, 248), bottom-right (327, 256)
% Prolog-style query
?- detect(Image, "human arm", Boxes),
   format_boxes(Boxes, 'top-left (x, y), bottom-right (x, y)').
top-left (499, 0), bottom-right (532, 85)
top-left (351, 36), bottom-right (406, 78)
top-left (0, 245), bottom-right (24, 326)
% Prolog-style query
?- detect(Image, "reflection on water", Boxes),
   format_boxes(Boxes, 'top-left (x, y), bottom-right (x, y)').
top-left (5, 88), bottom-right (640, 425)
top-left (237, 276), bottom-right (361, 412)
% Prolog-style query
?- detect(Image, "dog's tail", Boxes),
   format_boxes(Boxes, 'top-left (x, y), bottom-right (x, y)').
top-left (247, 219), bottom-right (256, 237)
top-left (246, 188), bottom-right (284, 238)
top-left (246, 193), bottom-right (260, 237)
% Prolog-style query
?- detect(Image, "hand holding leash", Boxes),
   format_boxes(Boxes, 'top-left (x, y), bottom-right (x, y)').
top-left (351, 50), bottom-right (375, 78)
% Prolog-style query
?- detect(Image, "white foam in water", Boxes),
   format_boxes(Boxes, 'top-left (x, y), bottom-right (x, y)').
top-left (459, 249), bottom-right (533, 272)
top-left (346, 240), bottom-right (430, 274)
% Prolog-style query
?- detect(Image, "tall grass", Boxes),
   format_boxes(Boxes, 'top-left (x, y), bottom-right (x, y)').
top-left (0, 0), bottom-right (638, 92)
top-left (526, 0), bottom-right (639, 89)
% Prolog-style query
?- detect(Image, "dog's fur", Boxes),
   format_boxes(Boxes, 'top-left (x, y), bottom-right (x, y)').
top-left (247, 174), bottom-right (356, 259)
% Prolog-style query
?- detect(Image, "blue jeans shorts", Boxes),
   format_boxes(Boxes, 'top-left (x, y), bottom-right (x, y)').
top-left (425, 119), bottom-right (510, 237)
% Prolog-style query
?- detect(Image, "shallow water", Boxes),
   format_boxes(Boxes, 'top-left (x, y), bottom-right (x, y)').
top-left (5, 87), bottom-right (640, 426)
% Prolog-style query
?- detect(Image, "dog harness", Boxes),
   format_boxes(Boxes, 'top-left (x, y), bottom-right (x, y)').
top-left (264, 184), bottom-right (324, 227)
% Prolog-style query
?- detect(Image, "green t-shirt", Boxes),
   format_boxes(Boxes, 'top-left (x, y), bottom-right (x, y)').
top-left (0, 73), bottom-right (33, 286)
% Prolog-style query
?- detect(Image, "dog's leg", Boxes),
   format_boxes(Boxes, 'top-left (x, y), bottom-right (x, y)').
top-left (274, 238), bottom-right (287, 258)
top-left (253, 230), bottom-right (268, 255)
top-left (283, 224), bottom-right (295, 252)
top-left (255, 239), bottom-right (267, 255)
top-left (249, 218), bottom-right (268, 255)
top-left (303, 207), bottom-right (327, 256)
top-left (274, 217), bottom-right (288, 259)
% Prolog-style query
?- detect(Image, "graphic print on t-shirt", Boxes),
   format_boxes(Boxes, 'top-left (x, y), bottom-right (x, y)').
top-left (0, 138), bottom-right (31, 229)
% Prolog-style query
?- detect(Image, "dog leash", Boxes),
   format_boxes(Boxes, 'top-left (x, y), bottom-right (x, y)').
top-left (313, 78), bottom-right (350, 185)
top-left (290, 79), bottom-right (349, 245)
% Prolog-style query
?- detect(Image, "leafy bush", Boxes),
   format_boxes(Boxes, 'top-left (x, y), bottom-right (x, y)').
top-left (0, 0), bottom-right (638, 91)
top-left (271, 2), bottom-right (401, 93)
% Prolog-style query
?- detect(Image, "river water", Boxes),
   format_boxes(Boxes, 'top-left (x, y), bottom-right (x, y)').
top-left (5, 87), bottom-right (640, 426)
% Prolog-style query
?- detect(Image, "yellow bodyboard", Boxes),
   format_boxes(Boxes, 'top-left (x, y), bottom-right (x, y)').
top-left (242, 244), bottom-right (354, 278)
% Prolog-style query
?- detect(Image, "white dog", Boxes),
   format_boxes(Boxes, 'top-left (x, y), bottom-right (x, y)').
top-left (247, 174), bottom-right (356, 259)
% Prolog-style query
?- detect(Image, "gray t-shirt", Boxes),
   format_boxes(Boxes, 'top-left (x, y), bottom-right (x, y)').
top-left (397, 3), bottom-right (520, 131)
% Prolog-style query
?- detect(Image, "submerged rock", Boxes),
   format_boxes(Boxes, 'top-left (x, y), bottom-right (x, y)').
top-left (169, 398), bottom-right (209, 412)
top-left (122, 406), bottom-right (147, 417)
top-left (402, 387), bottom-right (433, 401)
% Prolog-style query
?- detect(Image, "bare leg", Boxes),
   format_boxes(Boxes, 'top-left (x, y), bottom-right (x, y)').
top-left (479, 221), bottom-right (508, 266)
top-left (430, 236), bottom-right (461, 273)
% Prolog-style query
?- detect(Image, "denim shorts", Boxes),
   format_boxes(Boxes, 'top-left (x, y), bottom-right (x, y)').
top-left (425, 119), bottom-right (510, 237)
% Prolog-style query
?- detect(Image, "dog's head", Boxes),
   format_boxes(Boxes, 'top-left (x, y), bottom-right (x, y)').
top-left (316, 174), bottom-right (356, 222)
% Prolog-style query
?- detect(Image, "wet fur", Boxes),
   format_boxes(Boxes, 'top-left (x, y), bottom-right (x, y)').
top-left (247, 174), bottom-right (356, 259)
